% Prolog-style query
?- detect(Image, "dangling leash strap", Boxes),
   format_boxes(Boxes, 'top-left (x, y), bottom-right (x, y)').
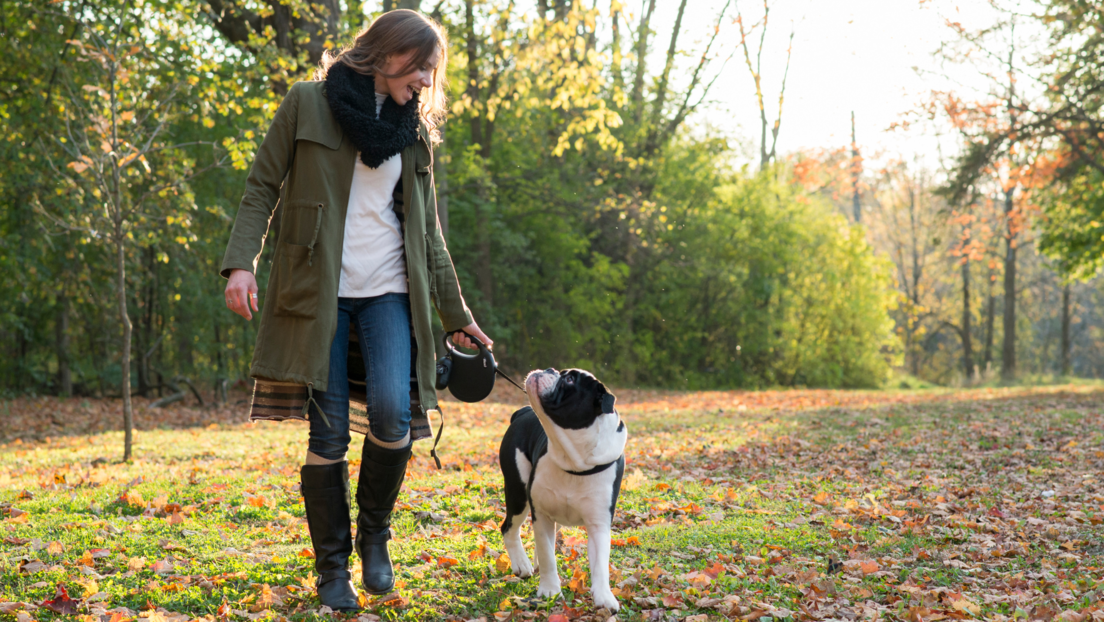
top-left (430, 405), bottom-right (445, 470)
top-left (428, 370), bottom-right (522, 471)
top-left (303, 383), bottom-right (331, 428)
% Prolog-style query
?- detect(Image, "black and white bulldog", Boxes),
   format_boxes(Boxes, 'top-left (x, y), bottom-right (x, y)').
top-left (498, 368), bottom-right (628, 612)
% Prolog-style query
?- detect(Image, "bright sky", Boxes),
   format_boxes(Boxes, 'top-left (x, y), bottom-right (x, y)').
top-left (647, 0), bottom-right (1010, 168)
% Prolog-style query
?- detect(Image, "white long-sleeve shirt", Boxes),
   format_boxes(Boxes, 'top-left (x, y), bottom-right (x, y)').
top-left (338, 92), bottom-right (408, 298)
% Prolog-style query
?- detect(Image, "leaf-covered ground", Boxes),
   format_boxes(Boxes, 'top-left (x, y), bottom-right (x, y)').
top-left (1, 384), bottom-right (1103, 622)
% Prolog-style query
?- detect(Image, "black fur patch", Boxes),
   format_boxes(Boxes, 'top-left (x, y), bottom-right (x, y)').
top-left (324, 62), bottom-right (420, 168)
top-left (600, 392), bottom-right (616, 414)
top-left (542, 370), bottom-right (616, 430)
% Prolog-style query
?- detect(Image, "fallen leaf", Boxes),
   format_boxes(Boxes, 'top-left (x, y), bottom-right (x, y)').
top-left (150, 559), bottom-right (173, 574)
top-left (661, 592), bottom-right (684, 607)
top-left (40, 585), bottom-right (80, 615)
top-left (18, 560), bottom-right (46, 574)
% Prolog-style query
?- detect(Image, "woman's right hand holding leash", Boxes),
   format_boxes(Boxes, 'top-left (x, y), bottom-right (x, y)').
top-left (226, 268), bottom-right (259, 320)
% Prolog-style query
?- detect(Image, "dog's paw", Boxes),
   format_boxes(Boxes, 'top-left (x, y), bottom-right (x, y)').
top-left (536, 580), bottom-right (562, 599)
top-left (592, 590), bottom-right (620, 612)
top-left (512, 556), bottom-right (534, 578)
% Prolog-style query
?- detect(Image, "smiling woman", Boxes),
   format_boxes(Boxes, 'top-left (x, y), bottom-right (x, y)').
top-left (315, 10), bottom-right (449, 144)
top-left (218, 8), bottom-right (491, 613)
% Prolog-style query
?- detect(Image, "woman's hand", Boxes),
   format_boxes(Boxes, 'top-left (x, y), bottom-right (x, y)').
top-left (225, 269), bottom-right (259, 320)
top-left (453, 322), bottom-right (493, 351)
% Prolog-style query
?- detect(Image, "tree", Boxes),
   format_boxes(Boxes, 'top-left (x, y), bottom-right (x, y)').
top-left (33, 0), bottom-right (227, 460)
top-left (935, 13), bottom-right (1046, 382)
top-left (736, 0), bottom-right (794, 170)
top-left (202, 0), bottom-right (341, 93)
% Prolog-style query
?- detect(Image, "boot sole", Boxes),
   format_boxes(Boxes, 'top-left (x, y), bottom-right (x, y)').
top-left (362, 582), bottom-right (395, 596)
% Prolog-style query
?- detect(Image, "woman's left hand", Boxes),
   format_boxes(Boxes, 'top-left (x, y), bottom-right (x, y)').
top-left (454, 322), bottom-right (493, 351)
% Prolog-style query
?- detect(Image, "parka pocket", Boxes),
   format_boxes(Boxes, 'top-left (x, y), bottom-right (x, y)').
top-left (273, 243), bottom-right (319, 319)
top-left (281, 199), bottom-right (325, 248)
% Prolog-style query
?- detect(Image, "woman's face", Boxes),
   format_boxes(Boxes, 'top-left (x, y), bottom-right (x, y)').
top-left (375, 46), bottom-right (439, 105)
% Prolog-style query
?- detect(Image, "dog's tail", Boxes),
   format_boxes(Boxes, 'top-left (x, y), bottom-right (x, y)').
top-left (510, 406), bottom-right (534, 423)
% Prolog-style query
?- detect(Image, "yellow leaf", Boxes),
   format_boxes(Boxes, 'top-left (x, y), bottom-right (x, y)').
top-left (950, 598), bottom-right (980, 615)
top-left (494, 553), bottom-right (511, 573)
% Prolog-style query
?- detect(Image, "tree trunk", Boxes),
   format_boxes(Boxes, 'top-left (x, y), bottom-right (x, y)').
top-left (205, 0), bottom-right (341, 75)
top-left (1001, 189), bottom-right (1016, 381)
top-left (610, 1), bottom-right (623, 90)
top-left (631, 0), bottom-right (657, 123)
top-left (465, 0), bottom-right (483, 151)
top-left (1061, 283), bottom-right (1071, 376)
top-left (553, 0), bottom-right (568, 21)
top-left (851, 111), bottom-right (861, 223)
top-left (908, 183), bottom-right (921, 376)
top-left (984, 266), bottom-right (995, 371)
top-left (56, 289), bottom-right (72, 397)
top-left (644, 0), bottom-right (688, 153)
top-left (961, 258), bottom-right (973, 381)
top-left (475, 202), bottom-right (494, 309)
top-left (115, 233), bottom-right (134, 462)
top-left (137, 248), bottom-right (154, 397)
top-left (214, 317), bottom-right (224, 380)
top-left (621, 279), bottom-right (636, 385)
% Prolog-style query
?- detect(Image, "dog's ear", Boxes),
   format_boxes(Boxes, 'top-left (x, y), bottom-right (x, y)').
top-left (599, 386), bottom-right (616, 414)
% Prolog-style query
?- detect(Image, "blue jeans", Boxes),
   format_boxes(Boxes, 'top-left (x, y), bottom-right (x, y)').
top-left (308, 294), bottom-right (412, 460)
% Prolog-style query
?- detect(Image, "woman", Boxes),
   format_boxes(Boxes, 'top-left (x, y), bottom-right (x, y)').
top-left (221, 10), bottom-right (490, 612)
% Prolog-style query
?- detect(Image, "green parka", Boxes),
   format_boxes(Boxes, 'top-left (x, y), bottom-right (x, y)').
top-left (220, 80), bottom-right (472, 440)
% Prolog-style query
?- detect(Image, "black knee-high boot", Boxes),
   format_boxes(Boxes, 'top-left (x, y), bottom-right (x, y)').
top-left (355, 441), bottom-right (411, 595)
top-left (301, 462), bottom-right (360, 611)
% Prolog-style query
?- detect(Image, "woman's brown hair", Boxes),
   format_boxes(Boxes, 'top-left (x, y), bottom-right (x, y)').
top-left (316, 9), bottom-right (448, 143)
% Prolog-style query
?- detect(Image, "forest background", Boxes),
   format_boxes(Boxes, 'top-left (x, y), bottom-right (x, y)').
top-left (2, 0), bottom-right (1103, 407)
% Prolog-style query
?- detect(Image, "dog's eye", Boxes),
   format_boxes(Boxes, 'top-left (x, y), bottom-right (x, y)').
top-left (563, 376), bottom-right (574, 385)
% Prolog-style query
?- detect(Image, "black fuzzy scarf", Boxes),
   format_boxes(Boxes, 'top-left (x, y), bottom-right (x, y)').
top-left (325, 61), bottom-right (419, 169)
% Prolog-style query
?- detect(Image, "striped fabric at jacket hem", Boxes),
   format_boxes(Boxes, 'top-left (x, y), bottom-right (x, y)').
top-left (248, 323), bottom-right (434, 442)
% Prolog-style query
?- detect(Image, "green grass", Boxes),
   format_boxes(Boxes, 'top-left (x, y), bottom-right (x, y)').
top-left (1, 384), bottom-right (1103, 620)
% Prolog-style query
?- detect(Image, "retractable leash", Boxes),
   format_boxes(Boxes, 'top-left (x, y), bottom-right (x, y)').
top-left (429, 331), bottom-right (527, 468)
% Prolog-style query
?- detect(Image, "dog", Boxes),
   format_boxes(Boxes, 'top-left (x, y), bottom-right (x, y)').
top-left (498, 368), bottom-right (628, 612)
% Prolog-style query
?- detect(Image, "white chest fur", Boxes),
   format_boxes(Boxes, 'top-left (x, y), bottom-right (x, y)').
top-left (529, 461), bottom-right (620, 527)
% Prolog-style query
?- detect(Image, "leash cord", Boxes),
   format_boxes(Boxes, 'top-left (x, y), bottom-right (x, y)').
top-left (496, 368), bottom-right (526, 393)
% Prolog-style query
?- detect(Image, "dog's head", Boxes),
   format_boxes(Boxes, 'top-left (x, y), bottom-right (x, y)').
top-left (524, 368), bottom-right (616, 429)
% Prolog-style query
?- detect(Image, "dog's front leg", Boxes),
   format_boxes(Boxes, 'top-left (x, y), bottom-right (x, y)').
top-left (532, 513), bottom-right (561, 599)
top-left (585, 522), bottom-right (619, 612)
top-left (501, 510), bottom-right (534, 577)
